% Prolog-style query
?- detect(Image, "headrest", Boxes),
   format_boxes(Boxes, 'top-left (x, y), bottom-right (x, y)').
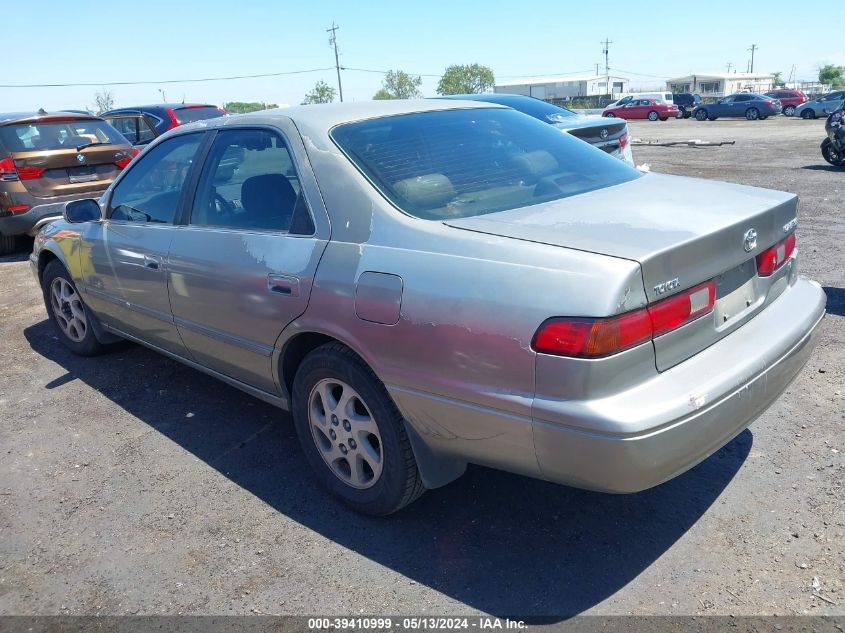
top-left (510, 150), bottom-right (559, 179)
top-left (392, 174), bottom-right (455, 209)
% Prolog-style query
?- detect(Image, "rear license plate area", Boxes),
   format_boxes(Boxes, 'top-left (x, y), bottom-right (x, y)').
top-left (68, 167), bottom-right (98, 183)
top-left (714, 261), bottom-right (760, 331)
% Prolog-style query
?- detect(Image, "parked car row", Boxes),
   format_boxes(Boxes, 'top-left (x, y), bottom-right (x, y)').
top-left (0, 103), bottom-right (227, 253)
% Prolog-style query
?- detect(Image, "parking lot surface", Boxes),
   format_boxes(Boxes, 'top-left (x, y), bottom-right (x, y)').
top-left (0, 116), bottom-right (843, 619)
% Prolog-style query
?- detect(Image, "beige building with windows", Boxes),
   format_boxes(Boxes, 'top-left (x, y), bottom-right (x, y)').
top-left (666, 73), bottom-right (775, 98)
top-left (495, 74), bottom-right (630, 99)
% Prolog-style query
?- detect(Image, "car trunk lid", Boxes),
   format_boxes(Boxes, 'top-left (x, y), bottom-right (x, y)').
top-left (445, 173), bottom-right (799, 369)
top-left (7, 145), bottom-right (126, 198)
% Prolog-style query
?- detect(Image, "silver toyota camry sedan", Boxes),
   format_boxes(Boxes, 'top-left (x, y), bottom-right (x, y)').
top-left (31, 100), bottom-right (826, 515)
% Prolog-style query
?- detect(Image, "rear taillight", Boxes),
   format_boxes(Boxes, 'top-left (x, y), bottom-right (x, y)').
top-left (533, 280), bottom-right (717, 358)
top-left (165, 107), bottom-right (180, 129)
top-left (7, 204), bottom-right (30, 214)
top-left (115, 147), bottom-right (140, 169)
top-left (0, 157), bottom-right (44, 181)
top-left (756, 233), bottom-right (796, 276)
top-left (619, 132), bottom-right (628, 150)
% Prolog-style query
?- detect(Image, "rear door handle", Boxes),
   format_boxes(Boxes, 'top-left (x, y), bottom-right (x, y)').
top-left (143, 254), bottom-right (161, 270)
top-left (267, 274), bottom-right (300, 297)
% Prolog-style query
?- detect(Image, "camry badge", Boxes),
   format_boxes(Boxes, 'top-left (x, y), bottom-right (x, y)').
top-left (600, 128), bottom-right (609, 139)
top-left (76, 153), bottom-right (85, 164)
top-left (743, 228), bottom-right (757, 252)
top-left (654, 278), bottom-right (680, 295)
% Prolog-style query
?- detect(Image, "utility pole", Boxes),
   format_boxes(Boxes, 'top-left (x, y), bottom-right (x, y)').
top-left (595, 63), bottom-right (600, 75)
top-left (726, 62), bottom-right (733, 73)
top-left (748, 44), bottom-right (757, 74)
top-left (327, 22), bottom-right (344, 102)
top-left (601, 38), bottom-right (612, 97)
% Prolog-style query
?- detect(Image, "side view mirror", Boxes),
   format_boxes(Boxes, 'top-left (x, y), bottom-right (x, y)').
top-left (64, 198), bottom-right (102, 223)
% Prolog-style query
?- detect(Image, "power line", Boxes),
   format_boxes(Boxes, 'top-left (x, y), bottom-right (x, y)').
top-left (0, 68), bottom-right (336, 88)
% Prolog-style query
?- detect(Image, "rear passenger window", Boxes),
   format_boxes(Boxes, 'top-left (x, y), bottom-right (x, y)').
top-left (189, 128), bottom-right (313, 234)
top-left (109, 133), bottom-right (202, 223)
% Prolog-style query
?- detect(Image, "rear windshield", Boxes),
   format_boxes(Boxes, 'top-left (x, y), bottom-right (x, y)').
top-left (0, 119), bottom-right (125, 151)
top-left (174, 106), bottom-right (224, 124)
top-left (331, 108), bottom-right (640, 220)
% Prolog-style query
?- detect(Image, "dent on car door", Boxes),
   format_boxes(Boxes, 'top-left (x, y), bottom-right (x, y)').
top-left (79, 132), bottom-right (204, 355)
top-left (166, 126), bottom-right (328, 394)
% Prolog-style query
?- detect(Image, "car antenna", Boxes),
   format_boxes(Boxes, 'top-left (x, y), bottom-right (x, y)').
top-left (37, 107), bottom-right (47, 115)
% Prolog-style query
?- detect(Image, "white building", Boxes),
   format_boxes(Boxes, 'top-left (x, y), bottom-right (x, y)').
top-left (666, 73), bottom-right (775, 98)
top-left (495, 74), bottom-right (630, 99)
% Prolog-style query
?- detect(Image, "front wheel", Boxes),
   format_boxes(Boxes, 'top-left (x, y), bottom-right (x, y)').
top-left (745, 108), bottom-right (760, 120)
top-left (801, 109), bottom-right (816, 120)
top-left (292, 343), bottom-right (425, 515)
top-left (821, 138), bottom-right (845, 166)
top-left (695, 109), bottom-right (708, 121)
top-left (783, 105), bottom-right (796, 116)
top-left (675, 109), bottom-right (685, 119)
top-left (604, 112), bottom-right (616, 118)
top-left (41, 260), bottom-right (107, 356)
top-left (647, 110), bottom-right (659, 121)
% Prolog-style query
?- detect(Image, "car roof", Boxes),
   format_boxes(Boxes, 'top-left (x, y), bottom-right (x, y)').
top-left (102, 103), bottom-right (217, 114)
top-left (179, 99), bottom-right (504, 133)
top-left (0, 111), bottom-right (101, 126)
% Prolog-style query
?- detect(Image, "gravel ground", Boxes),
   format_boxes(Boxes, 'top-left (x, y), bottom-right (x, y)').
top-left (0, 116), bottom-right (842, 620)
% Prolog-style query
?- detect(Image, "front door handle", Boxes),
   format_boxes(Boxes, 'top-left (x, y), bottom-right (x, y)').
top-left (267, 274), bottom-right (300, 297)
top-left (143, 254), bottom-right (161, 270)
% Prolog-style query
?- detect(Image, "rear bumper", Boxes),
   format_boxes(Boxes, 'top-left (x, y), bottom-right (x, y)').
top-left (0, 201), bottom-right (67, 236)
top-left (532, 277), bottom-right (826, 493)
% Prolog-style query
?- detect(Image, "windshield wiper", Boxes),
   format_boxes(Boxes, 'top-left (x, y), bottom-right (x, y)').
top-left (76, 141), bottom-right (103, 151)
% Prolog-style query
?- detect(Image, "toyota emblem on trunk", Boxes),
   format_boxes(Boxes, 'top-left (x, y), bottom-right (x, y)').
top-left (76, 154), bottom-right (86, 164)
top-left (743, 228), bottom-right (757, 252)
top-left (600, 128), bottom-right (609, 139)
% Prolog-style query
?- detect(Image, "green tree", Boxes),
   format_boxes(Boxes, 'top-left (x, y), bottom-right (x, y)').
top-left (372, 70), bottom-right (423, 100)
top-left (302, 80), bottom-right (336, 105)
top-left (819, 64), bottom-right (844, 88)
top-left (771, 71), bottom-right (783, 87)
top-left (436, 63), bottom-right (495, 95)
top-left (223, 101), bottom-right (268, 114)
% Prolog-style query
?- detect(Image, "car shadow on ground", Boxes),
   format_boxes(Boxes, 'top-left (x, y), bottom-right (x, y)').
top-left (24, 320), bottom-right (751, 621)
top-left (823, 287), bottom-right (845, 317)
top-left (800, 164), bottom-right (845, 171)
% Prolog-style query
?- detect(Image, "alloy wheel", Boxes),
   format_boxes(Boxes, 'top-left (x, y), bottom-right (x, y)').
top-left (50, 277), bottom-right (87, 343)
top-left (308, 378), bottom-right (384, 489)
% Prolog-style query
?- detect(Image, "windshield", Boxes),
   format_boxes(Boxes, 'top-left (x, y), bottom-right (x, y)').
top-left (331, 108), bottom-right (640, 220)
top-left (0, 119), bottom-right (125, 151)
top-left (173, 106), bottom-right (225, 124)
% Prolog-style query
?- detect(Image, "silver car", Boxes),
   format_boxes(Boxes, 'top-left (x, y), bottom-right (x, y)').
top-left (31, 100), bottom-right (826, 515)
top-left (795, 91), bottom-right (845, 119)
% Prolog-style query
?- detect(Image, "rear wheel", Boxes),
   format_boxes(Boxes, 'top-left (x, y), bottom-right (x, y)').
top-left (801, 109), bottom-right (816, 120)
top-left (292, 343), bottom-right (425, 515)
top-left (745, 108), bottom-right (760, 120)
top-left (695, 109), bottom-right (708, 121)
top-left (0, 233), bottom-right (15, 256)
top-left (41, 260), bottom-right (106, 356)
top-left (604, 112), bottom-right (616, 117)
top-left (783, 105), bottom-right (796, 117)
top-left (647, 110), bottom-right (659, 121)
top-left (821, 138), bottom-right (845, 166)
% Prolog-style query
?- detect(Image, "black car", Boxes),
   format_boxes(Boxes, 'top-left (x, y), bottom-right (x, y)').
top-left (100, 103), bottom-right (227, 144)
top-left (672, 93), bottom-right (702, 119)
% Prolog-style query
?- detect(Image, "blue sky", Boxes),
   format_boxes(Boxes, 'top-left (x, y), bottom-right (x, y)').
top-left (1, 0), bottom-right (840, 111)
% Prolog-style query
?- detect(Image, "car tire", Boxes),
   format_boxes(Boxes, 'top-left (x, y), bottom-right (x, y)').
top-left (783, 105), bottom-right (796, 117)
top-left (675, 109), bottom-right (685, 119)
top-left (41, 260), bottom-right (107, 356)
top-left (0, 233), bottom-right (15, 256)
top-left (647, 110), bottom-right (659, 121)
top-left (695, 109), bottom-right (708, 121)
top-left (801, 109), bottom-right (816, 120)
top-left (291, 342), bottom-right (426, 515)
top-left (745, 108), bottom-right (760, 120)
top-left (604, 112), bottom-right (616, 118)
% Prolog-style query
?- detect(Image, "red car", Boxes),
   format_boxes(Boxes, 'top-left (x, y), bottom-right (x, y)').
top-left (603, 98), bottom-right (679, 121)
top-left (764, 89), bottom-right (807, 117)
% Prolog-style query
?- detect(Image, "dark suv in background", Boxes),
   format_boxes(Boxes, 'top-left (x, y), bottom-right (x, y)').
top-left (0, 110), bottom-right (136, 254)
top-left (672, 93), bottom-right (701, 118)
top-left (101, 103), bottom-right (227, 143)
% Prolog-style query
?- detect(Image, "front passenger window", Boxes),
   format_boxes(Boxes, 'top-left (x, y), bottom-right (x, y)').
top-left (109, 133), bottom-right (202, 223)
